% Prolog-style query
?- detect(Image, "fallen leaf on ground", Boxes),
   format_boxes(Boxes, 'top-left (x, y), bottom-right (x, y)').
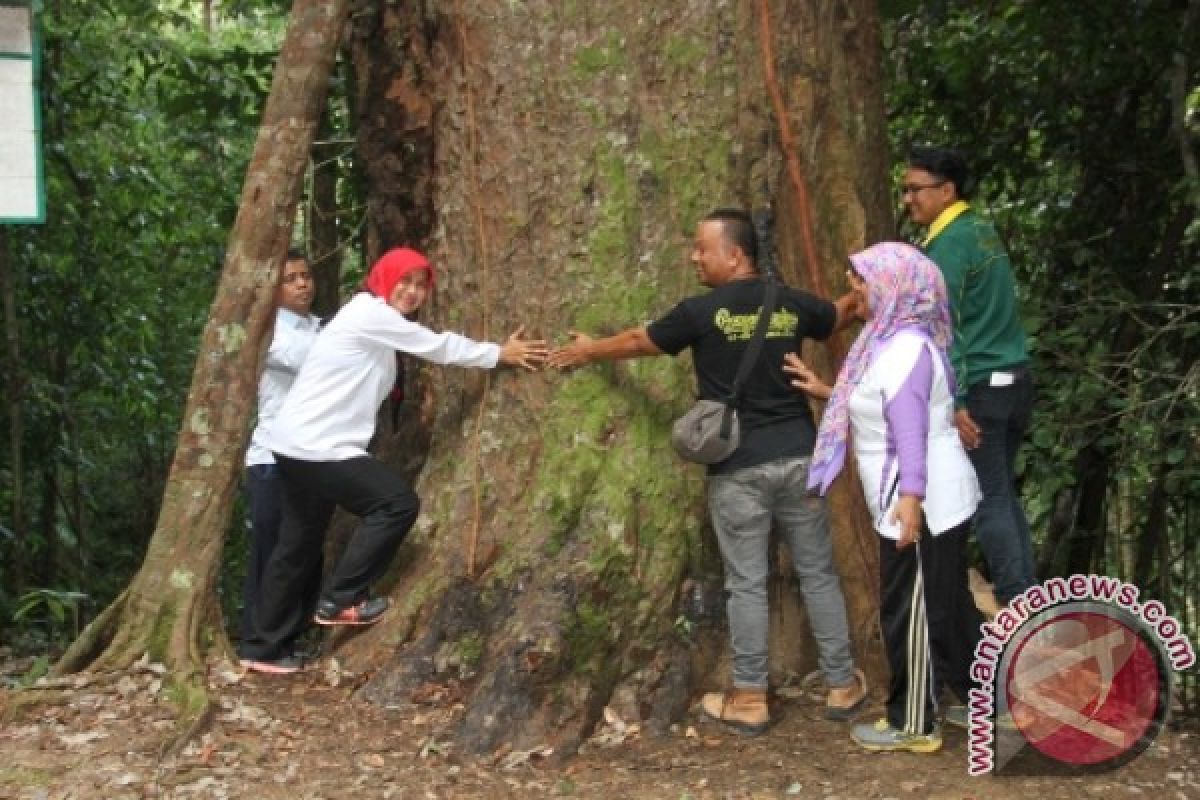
top-left (58, 730), bottom-right (107, 746)
top-left (499, 745), bottom-right (553, 770)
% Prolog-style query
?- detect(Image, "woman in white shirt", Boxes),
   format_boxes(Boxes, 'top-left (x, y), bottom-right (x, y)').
top-left (240, 247), bottom-right (547, 674)
top-left (787, 242), bottom-right (983, 753)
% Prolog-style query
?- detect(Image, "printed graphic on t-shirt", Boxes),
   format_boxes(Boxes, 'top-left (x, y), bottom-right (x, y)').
top-left (713, 307), bottom-right (799, 342)
top-left (644, 279), bottom-right (836, 474)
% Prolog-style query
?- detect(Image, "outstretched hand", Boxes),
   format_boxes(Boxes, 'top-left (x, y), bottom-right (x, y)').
top-left (783, 352), bottom-right (832, 400)
top-left (499, 325), bottom-right (549, 370)
top-left (547, 331), bottom-right (595, 369)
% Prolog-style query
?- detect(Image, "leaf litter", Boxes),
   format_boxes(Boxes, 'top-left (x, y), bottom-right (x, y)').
top-left (0, 652), bottom-right (1196, 799)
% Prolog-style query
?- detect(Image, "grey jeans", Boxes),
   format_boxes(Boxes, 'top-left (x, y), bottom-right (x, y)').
top-left (707, 456), bottom-right (856, 689)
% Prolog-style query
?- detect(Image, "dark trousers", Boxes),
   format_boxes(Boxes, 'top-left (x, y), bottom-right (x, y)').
top-left (238, 464), bottom-right (322, 656)
top-left (966, 372), bottom-right (1036, 604)
top-left (240, 455), bottom-right (420, 660)
top-left (879, 522), bottom-right (983, 735)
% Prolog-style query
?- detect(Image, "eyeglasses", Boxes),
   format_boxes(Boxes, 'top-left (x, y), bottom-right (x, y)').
top-left (900, 181), bottom-right (946, 196)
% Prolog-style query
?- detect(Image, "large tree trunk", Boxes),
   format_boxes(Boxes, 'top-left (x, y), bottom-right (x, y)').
top-left (52, 0), bottom-right (350, 711)
top-left (343, 0), bottom-right (891, 759)
top-left (308, 104), bottom-right (343, 318)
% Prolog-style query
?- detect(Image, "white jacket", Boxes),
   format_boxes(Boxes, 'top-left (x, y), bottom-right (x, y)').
top-left (849, 330), bottom-right (980, 539)
top-left (267, 293), bottom-right (499, 461)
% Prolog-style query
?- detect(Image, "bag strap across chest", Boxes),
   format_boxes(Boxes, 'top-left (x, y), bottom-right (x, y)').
top-left (726, 277), bottom-right (780, 409)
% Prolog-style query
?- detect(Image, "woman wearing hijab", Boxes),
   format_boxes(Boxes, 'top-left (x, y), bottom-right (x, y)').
top-left (785, 242), bottom-right (982, 753)
top-left (240, 247), bottom-right (547, 674)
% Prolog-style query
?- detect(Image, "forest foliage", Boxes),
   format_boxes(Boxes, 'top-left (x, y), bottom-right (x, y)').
top-left (1, 0), bottom-right (1196, 708)
top-left (886, 0), bottom-right (1198, 627)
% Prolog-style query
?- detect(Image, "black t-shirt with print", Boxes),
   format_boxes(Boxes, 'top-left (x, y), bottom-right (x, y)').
top-left (646, 276), bottom-right (836, 474)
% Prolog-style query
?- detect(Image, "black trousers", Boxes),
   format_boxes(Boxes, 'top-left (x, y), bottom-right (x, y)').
top-left (238, 464), bottom-right (321, 653)
top-left (879, 522), bottom-right (982, 734)
top-left (965, 372), bottom-right (1037, 604)
top-left (240, 455), bottom-right (420, 660)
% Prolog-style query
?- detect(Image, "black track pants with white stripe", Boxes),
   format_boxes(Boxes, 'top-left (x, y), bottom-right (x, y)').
top-left (879, 521), bottom-right (982, 735)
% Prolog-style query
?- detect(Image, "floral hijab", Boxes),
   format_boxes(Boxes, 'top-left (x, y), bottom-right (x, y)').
top-left (807, 242), bottom-right (954, 495)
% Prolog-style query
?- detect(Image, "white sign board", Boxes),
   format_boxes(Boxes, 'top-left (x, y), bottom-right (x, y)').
top-left (0, 4), bottom-right (43, 223)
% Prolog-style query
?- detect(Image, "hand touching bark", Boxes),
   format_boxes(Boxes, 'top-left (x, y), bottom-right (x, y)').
top-left (547, 331), bottom-right (594, 368)
top-left (498, 326), bottom-right (548, 370)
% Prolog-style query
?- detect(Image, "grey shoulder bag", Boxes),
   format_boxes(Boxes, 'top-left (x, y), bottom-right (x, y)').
top-left (671, 278), bottom-right (780, 464)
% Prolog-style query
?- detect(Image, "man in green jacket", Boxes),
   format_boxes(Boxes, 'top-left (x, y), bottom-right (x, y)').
top-left (902, 146), bottom-right (1035, 607)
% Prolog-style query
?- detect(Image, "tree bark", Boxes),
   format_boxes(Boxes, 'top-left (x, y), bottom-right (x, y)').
top-left (343, 0), bottom-right (891, 759)
top-left (347, 0), bottom-right (439, 256)
top-left (53, 0), bottom-right (350, 708)
top-left (308, 104), bottom-right (343, 318)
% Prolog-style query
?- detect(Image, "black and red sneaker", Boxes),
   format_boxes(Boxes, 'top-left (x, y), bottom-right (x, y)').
top-left (313, 597), bottom-right (390, 627)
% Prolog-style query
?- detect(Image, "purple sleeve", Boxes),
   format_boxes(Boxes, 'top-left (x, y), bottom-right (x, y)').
top-left (883, 344), bottom-right (933, 498)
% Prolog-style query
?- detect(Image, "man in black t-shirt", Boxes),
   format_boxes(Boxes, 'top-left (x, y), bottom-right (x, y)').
top-left (549, 209), bottom-right (867, 735)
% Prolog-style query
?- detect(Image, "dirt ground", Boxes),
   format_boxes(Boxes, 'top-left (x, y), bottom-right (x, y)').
top-left (1, 652), bottom-right (1197, 800)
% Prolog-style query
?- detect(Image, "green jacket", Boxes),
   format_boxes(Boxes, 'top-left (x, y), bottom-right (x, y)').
top-left (924, 209), bottom-right (1029, 406)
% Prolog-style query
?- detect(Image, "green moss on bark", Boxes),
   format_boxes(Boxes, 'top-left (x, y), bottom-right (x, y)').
top-left (165, 677), bottom-right (208, 720)
top-left (571, 32), bottom-right (627, 79)
top-left (145, 599), bottom-right (178, 665)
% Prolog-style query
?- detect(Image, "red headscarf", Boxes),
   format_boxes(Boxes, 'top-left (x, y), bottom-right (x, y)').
top-left (366, 247), bottom-right (436, 410)
top-left (365, 247), bottom-right (436, 299)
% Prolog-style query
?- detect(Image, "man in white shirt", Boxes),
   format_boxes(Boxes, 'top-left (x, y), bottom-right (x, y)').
top-left (238, 248), bottom-right (322, 663)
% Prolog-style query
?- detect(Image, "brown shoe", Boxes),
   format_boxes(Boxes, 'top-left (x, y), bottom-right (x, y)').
top-left (825, 668), bottom-right (868, 720)
top-left (701, 688), bottom-right (769, 736)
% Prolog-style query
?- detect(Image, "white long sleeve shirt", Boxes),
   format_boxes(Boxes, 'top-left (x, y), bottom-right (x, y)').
top-left (246, 308), bottom-right (322, 467)
top-left (849, 329), bottom-right (980, 540)
top-left (266, 293), bottom-right (500, 462)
